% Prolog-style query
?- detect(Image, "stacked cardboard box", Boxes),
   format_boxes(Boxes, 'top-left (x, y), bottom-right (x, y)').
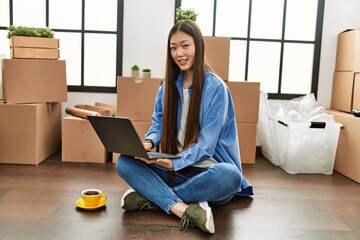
top-left (0, 102), bottom-right (61, 165)
top-left (113, 76), bottom-right (162, 163)
top-left (227, 82), bottom-right (260, 164)
top-left (0, 41), bottom-right (67, 164)
top-left (331, 29), bottom-right (360, 112)
top-left (205, 36), bottom-right (261, 164)
top-left (329, 29), bottom-right (360, 183)
top-left (2, 59), bottom-right (67, 104)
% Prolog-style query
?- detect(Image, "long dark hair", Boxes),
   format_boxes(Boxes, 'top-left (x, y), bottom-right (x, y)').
top-left (161, 20), bottom-right (210, 154)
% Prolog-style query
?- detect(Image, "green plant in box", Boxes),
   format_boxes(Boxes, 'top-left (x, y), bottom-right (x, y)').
top-left (175, 7), bottom-right (198, 22)
top-left (142, 68), bottom-right (151, 72)
top-left (7, 26), bottom-right (54, 39)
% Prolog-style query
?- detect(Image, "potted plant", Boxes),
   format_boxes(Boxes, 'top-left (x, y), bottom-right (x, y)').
top-left (131, 65), bottom-right (140, 77)
top-left (175, 7), bottom-right (198, 22)
top-left (7, 25), bottom-right (59, 59)
top-left (142, 68), bottom-right (151, 78)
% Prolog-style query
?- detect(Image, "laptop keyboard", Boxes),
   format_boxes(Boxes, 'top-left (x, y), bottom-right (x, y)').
top-left (148, 152), bottom-right (180, 159)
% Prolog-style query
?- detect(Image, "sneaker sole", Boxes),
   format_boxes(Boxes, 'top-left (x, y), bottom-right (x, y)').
top-left (121, 188), bottom-right (136, 208)
top-left (199, 202), bottom-right (215, 234)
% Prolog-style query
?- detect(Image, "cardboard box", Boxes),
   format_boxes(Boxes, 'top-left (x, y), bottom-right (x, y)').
top-left (204, 36), bottom-right (230, 81)
top-left (327, 109), bottom-right (360, 183)
top-left (335, 29), bottom-right (360, 72)
top-left (227, 82), bottom-right (260, 123)
top-left (11, 47), bottom-right (60, 60)
top-left (2, 59), bottom-right (67, 104)
top-left (117, 77), bottom-right (162, 121)
top-left (10, 36), bottom-right (59, 49)
top-left (62, 116), bottom-right (109, 163)
top-left (330, 72), bottom-right (356, 113)
top-left (0, 102), bottom-right (61, 165)
top-left (353, 74), bottom-right (360, 109)
top-left (237, 123), bottom-right (257, 164)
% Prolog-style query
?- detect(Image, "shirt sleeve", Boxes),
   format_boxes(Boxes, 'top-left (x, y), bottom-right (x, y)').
top-left (144, 84), bottom-right (164, 147)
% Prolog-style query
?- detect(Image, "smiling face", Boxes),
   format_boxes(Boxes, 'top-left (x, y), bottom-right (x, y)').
top-left (169, 30), bottom-right (196, 73)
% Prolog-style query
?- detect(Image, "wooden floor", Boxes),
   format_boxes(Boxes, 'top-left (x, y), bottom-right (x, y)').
top-left (1, 151), bottom-right (360, 240)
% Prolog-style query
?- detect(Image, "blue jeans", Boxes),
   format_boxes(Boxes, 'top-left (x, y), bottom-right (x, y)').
top-left (116, 155), bottom-right (242, 213)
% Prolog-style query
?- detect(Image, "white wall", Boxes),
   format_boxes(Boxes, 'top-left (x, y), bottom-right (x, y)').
top-left (64, 0), bottom-right (360, 117)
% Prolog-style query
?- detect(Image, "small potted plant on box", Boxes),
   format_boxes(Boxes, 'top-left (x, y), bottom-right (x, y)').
top-left (131, 65), bottom-right (140, 77)
top-left (142, 68), bottom-right (151, 78)
top-left (175, 7), bottom-right (198, 22)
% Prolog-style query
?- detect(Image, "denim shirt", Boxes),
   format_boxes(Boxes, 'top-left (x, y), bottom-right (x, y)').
top-left (145, 69), bottom-right (254, 196)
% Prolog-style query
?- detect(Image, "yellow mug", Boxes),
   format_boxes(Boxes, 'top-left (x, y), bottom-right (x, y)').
top-left (81, 189), bottom-right (107, 206)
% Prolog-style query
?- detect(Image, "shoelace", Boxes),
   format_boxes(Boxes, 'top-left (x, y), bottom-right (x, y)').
top-left (139, 201), bottom-right (158, 211)
top-left (179, 212), bottom-right (196, 231)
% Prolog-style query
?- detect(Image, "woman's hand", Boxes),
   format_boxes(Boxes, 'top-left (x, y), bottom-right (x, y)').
top-left (135, 157), bottom-right (174, 169)
top-left (139, 142), bottom-right (174, 169)
top-left (143, 142), bottom-right (152, 151)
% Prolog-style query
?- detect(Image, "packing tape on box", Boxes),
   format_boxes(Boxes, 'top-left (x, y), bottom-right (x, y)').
top-left (65, 107), bottom-right (100, 119)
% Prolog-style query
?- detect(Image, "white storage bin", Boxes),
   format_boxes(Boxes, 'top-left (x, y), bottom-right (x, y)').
top-left (271, 117), bottom-right (341, 174)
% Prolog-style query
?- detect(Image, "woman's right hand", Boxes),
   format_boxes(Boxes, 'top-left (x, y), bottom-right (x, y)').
top-left (143, 142), bottom-right (152, 152)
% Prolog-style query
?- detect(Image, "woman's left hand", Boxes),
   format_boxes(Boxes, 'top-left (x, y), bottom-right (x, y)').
top-left (135, 157), bottom-right (174, 169)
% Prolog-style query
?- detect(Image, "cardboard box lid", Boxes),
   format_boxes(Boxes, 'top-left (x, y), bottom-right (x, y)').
top-left (227, 81), bottom-right (260, 123)
top-left (2, 59), bottom-right (67, 104)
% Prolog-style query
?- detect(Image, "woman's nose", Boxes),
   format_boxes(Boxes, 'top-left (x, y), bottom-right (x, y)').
top-left (177, 48), bottom-right (184, 56)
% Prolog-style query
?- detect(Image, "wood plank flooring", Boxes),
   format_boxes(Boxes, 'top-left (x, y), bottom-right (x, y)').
top-left (0, 151), bottom-right (359, 240)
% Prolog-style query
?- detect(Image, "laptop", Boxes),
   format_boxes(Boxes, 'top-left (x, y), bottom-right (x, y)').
top-left (88, 116), bottom-right (181, 160)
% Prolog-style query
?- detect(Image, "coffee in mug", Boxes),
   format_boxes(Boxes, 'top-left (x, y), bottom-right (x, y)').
top-left (81, 189), bottom-right (107, 206)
